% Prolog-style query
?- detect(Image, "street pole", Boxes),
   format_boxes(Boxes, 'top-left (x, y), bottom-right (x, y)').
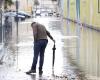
top-left (0, 0), bottom-right (4, 64)
top-left (16, 0), bottom-right (19, 71)
top-left (76, 0), bottom-right (80, 63)
top-left (0, 8), bottom-right (3, 44)
top-left (0, 0), bottom-right (3, 44)
top-left (16, 0), bottom-right (19, 38)
top-left (27, 0), bottom-right (28, 11)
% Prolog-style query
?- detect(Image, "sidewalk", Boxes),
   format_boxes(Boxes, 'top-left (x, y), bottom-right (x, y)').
top-left (0, 17), bottom-right (86, 80)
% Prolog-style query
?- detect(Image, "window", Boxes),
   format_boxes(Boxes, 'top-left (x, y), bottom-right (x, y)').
top-left (98, 0), bottom-right (100, 13)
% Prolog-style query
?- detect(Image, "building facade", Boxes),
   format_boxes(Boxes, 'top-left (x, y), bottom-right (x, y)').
top-left (61, 0), bottom-right (100, 30)
top-left (18, 0), bottom-right (33, 13)
top-left (10, 0), bottom-right (33, 13)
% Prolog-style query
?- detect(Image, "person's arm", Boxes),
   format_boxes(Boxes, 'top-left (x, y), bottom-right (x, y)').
top-left (32, 24), bottom-right (38, 41)
top-left (46, 30), bottom-right (55, 42)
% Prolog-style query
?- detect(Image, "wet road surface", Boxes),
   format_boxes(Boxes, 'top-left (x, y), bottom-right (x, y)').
top-left (0, 17), bottom-right (88, 80)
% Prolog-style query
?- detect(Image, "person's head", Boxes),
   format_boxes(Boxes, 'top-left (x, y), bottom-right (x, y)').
top-left (31, 22), bottom-right (36, 27)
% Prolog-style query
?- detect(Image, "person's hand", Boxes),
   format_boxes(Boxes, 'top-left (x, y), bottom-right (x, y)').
top-left (53, 39), bottom-right (55, 43)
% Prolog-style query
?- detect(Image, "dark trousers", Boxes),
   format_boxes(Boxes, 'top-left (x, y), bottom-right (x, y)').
top-left (31, 39), bottom-right (48, 71)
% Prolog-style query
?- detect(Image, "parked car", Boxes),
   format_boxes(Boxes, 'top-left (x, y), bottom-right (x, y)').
top-left (14, 14), bottom-right (25, 21)
top-left (41, 12), bottom-right (48, 16)
top-left (4, 12), bottom-right (25, 21)
top-left (16, 11), bottom-right (31, 18)
top-left (47, 9), bottom-right (53, 16)
top-left (48, 12), bottom-right (53, 16)
top-left (35, 9), bottom-right (41, 16)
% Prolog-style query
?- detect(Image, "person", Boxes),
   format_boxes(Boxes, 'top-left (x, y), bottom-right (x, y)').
top-left (26, 22), bottom-right (55, 74)
top-left (4, 16), bottom-right (12, 41)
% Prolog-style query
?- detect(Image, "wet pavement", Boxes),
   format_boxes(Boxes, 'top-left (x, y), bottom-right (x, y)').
top-left (0, 17), bottom-right (87, 80)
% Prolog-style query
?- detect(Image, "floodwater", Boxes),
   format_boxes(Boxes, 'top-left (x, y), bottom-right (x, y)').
top-left (62, 19), bottom-right (100, 80)
top-left (0, 17), bottom-right (100, 80)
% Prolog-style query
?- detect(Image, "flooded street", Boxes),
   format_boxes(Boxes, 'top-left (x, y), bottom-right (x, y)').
top-left (62, 19), bottom-right (100, 80)
top-left (0, 17), bottom-right (100, 80)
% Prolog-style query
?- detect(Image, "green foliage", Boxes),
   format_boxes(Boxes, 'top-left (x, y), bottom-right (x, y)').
top-left (4, 0), bottom-right (14, 9)
top-left (34, 0), bottom-right (39, 6)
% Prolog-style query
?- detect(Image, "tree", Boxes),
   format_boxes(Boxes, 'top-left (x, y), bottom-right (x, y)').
top-left (34, 0), bottom-right (39, 11)
top-left (4, 0), bottom-right (14, 9)
top-left (34, 0), bottom-right (39, 6)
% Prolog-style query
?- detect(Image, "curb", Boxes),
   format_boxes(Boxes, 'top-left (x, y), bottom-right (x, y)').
top-left (63, 18), bottom-right (100, 32)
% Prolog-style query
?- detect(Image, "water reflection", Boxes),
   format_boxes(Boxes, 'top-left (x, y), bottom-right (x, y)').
top-left (80, 27), bottom-right (100, 79)
top-left (63, 19), bottom-right (100, 79)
